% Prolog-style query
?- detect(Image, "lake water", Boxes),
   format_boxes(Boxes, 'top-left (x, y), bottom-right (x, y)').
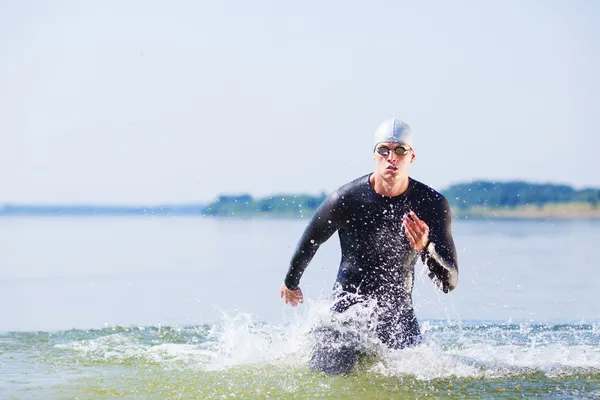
top-left (1, 217), bottom-right (599, 399)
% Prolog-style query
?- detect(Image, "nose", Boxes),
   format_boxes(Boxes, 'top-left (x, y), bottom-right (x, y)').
top-left (386, 151), bottom-right (398, 161)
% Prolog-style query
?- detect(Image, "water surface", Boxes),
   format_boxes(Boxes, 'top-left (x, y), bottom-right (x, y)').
top-left (1, 217), bottom-right (598, 398)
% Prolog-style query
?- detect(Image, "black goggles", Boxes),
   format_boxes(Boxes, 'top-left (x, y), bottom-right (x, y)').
top-left (375, 145), bottom-right (412, 157)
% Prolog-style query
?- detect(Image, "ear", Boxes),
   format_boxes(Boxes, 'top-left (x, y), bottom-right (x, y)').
top-left (410, 153), bottom-right (416, 164)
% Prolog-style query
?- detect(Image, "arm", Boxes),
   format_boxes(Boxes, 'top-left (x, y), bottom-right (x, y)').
top-left (283, 192), bottom-right (341, 290)
top-left (420, 197), bottom-right (459, 293)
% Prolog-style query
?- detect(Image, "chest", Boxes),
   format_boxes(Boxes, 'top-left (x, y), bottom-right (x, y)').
top-left (338, 197), bottom-right (414, 246)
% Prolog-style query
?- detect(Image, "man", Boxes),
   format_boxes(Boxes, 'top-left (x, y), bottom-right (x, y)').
top-left (280, 118), bottom-right (459, 374)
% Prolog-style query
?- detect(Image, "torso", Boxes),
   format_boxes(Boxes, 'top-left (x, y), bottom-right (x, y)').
top-left (330, 174), bottom-right (446, 310)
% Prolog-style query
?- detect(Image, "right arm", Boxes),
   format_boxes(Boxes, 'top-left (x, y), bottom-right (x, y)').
top-left (283, 192), bottom-right (341, 291)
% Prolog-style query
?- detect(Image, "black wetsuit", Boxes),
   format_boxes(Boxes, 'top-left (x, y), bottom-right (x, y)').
top-left (284, 174), bottom-right (459, 373)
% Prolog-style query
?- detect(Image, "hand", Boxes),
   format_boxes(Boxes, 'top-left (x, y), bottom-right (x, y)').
top-left (402, 210), bottom-right (430, 251)
top-left (280, 283), bottom-right (304, 307)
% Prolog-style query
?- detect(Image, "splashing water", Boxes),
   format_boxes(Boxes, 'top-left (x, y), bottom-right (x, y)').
top-left (2, 301), bottom-right (600, 399)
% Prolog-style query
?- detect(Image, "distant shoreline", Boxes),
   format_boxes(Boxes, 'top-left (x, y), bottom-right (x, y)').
top-left (2, 180), bottom-right (599, 220)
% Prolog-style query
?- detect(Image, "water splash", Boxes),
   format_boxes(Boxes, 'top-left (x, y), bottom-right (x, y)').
top-left (43, 303), bottom-right (600, 381)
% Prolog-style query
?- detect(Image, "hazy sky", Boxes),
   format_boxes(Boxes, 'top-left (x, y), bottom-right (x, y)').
top-left (1, 0), bottom-right (599, 204)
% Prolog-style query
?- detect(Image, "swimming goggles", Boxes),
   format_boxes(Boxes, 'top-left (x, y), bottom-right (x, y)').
top-left (375, 145), bottom-right (412, 157)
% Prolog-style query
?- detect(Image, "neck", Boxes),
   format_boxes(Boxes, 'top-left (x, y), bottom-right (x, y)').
top-left (370, 173), bottom-right (410, 197)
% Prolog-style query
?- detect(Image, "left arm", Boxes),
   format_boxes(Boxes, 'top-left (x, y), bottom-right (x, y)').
top-left (403, 198), bottom-right (458, 293)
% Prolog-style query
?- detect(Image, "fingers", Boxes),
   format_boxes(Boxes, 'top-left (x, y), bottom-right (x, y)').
top-left (402, 214), bottom-right (420, 239)
top-left (281, 284), bottom-right (304, 307)
top-left (404, 222), bottom-right (418, 246)
top-left (409, 210), bottom-right (424, 225)
top-left (407, 211), bottom-right (427, 235)
top-left (405, 211), bottom-right (429, 234)
top-left (409, 221), bottom-right (424, 238)
top-left (288, 289), bottom-right (304, 307)
top-left (297, 288), bottom-right (304, 304)
top-left (403, 211), bottom-right (429, 250)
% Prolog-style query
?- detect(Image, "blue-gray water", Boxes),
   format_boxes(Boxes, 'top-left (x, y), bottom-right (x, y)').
top-left (1, 217), bottom-right (599, 399)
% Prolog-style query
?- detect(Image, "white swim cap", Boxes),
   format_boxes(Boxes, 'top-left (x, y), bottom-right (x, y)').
top-left (373, 118), bottom-right (414, 150)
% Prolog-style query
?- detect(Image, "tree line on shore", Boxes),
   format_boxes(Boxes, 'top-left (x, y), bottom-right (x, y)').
top-left (1, 181), bottom-right (598, 216)
top-left (443, 181), bottom-right (600, 210)
top-left (201, 181), bottom-right (600, 216)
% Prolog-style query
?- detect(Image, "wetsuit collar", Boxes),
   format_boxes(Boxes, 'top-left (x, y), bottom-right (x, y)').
top-left (366, 173), bottom-right (414, 199)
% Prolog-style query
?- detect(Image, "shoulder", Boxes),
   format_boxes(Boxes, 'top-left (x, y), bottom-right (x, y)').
top-left (330, 174), bottom-right (371, 201)
top-left (319, 174), bottom-right (371, 212)
top-left (409, 178), bottom-right (450, 209)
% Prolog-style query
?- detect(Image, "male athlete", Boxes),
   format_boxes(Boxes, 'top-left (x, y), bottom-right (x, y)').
top-left (280, 118), bottom-right (459, 374)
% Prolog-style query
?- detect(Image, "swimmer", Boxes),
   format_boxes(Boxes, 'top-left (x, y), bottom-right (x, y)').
top-left (280, 118), bottom-right (459, 374)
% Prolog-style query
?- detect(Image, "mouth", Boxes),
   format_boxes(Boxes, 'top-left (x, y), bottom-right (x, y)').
top-left (386, 165), bottom-right (398, 172)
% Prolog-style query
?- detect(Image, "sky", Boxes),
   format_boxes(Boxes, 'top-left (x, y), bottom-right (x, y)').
top-left (1, 0), bottom-right (599, 204)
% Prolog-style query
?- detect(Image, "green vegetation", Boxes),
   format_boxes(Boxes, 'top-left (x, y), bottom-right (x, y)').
top-left (200, 181), bottom-right (600, 219)
top-left (1, 181), bottom-right (599, 219)
top-left (202, 193), bottom-right (327, 218)
top-left (444, 181), bottom-right (600, 210)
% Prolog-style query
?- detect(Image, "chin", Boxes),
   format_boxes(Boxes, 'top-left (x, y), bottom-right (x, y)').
top-left (382, 171), bottom-right (399, 180)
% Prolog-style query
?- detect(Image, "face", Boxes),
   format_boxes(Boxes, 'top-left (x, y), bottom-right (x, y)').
top-left (373, 142), bottom-right (415, 181)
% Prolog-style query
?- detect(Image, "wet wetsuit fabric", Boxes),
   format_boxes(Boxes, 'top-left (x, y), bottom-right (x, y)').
top-left (284, 174), bottom-right (458, 373)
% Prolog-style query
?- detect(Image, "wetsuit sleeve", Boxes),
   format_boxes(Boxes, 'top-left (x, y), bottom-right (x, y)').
top-left (420, 197), bottom-right (459, 293)
top-left (283, 193), bottom-right (341, 290)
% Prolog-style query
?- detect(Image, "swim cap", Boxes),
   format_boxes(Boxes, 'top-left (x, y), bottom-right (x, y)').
top-left (373, 118), bottom-right (414, 150)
